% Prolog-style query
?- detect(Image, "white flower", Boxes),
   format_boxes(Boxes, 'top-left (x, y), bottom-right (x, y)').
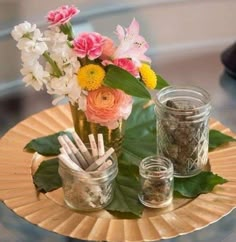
top-left (32, 29), bottom-right (44, 41)
top-left (43, 34), bottom-right (80, 104)
top-left (44, 28), bottom-right (68, 47)
top-left (11, 21), bottom-right (36, 41)
top-left (20, 62), bottom-right (49, 91)
top-left (12, 20), bottom-right (82, 107)
top-left (46, 76), bottom-right (68, 95)
top-left (67, 76), bottom-right (82, 104)
top-left (78, 92), bottom-right (87, 111)
top-left (13, 23), bottom-right (48, 64)
top-left (44, 27), bottom-right (79, 79)
top-left (46, 32), bottom-right (78, 69)
top-left (46, 73), bottom-right (81, 105)
top-left (44, 28), bottom-right (69, 60)
top-left (65, 53), bottom-right (80, 71)
top-left (63, 58), bottom-right (80, 76)
top-left (21, 51), bottom-right (39, 65)
top-left (17, 39), bottom-right (48, 55)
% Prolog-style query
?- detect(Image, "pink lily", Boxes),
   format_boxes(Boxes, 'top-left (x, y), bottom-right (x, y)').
top-left (113, 18), bottom-right (151, 66)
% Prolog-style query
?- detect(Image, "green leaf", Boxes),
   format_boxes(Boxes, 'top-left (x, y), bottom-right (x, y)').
top-left (174, 171), bottom-right (228, 198)
top-left (24, 131), bottom-right (72, 156)
top-left (123, 98), bottom-right (156, 163)
top-left (209, 129), bottom-right (236, 151)
top-left (155, 74), bottom-right (170, 90)
top-left (33, 158), bottom-right (62, 193)
top-left (104, 65), bottom-right (151, 99)
top-left (43, 52), bottom-right (63, 77)
top-left (106, 164), bottom-right (143, 218)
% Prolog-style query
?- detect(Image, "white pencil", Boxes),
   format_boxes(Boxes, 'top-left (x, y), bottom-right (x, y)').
top-left (63, 134), bottom-right (89, 169)
top-left (58, 136), bottom-right (80, 166)
top-left (97, 133), bottom-right (105, 157)
top-left (71, 131), bottom-right (94, 165)
top-left (86, 148), bottom-right (115, 171)
top-left (88, 134), bottom-right (98, 160)
top-left (59, 147), bottom-right (67, 155)
top-left (97, 159), bottom-right (113, 171)
top-left (58, 154), bottom-right (81, 171)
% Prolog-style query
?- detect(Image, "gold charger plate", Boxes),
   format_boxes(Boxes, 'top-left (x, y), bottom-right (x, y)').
top-left (0, 104), bottom-right (236, 242)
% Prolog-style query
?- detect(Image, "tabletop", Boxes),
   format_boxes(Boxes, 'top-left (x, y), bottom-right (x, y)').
top-left (1, 44), bottom-right (236, 241)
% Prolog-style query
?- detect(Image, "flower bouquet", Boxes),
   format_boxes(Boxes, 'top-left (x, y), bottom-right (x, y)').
top-left (11, 5), bottom-right (166, 152)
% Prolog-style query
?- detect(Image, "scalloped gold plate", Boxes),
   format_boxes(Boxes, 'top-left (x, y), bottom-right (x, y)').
top-left (0, 104), bottom-right (236, 242)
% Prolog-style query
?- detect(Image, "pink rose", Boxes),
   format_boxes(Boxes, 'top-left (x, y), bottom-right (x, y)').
top-left (47, 5), bottom-right (79, 26)
top-left (113, 58), bottom-right (139, 77)
top-left (73, 32), bottom-right (104, 60)
top-left (85, 86), bottom-right (133, 129)
top-left (100, 37), bottom-right (116, 60)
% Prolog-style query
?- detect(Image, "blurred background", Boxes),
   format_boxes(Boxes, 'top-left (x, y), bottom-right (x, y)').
top-left (0, 0), bottom-right (236, 241)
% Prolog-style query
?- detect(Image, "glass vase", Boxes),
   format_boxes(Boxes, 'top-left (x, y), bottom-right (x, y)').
top-left (155, 86), bottom-right (211, 177)
top-left (70, 102), bottom-right (125, 157)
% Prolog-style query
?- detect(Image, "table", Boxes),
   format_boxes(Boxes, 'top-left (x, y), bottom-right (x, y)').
top-left (1, 46), bottom-right (236, 242)
top-left (0, 101), bottom-right (236, 242)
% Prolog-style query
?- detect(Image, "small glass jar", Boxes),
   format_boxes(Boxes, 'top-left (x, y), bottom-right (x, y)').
top-left (58, 152), bottom-right (118, 211)
top-left (155, 86), bottom-right (211, 177)
top-left (138, 156), bottom-right (174, 208)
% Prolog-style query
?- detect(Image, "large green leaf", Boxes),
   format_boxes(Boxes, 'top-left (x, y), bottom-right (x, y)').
top-left (122, 98), bottom-right (156, 162)
top-left (174, 172), bottom-right (228, 197)
top-left (125, 98), bottom-right (156, 138)
top-left (209, 129), bottom-right (236, 151)
top-left (104, 65), bottom-right (151, 99)
top-left (24, 131), bottom-right (72, 156)
top-left (155, 74), bottom-right (170, 90)
top-left (106, 164), bottom-right (143, 218)
top-left (33, 158), bottom-right (62, 192)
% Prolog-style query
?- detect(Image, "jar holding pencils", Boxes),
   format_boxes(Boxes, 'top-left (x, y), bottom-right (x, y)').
top-left (58, 133), bottom-right (118, 211)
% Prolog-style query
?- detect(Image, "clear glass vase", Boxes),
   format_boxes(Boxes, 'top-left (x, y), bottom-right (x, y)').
top-left (70, 103), bottom-right (125, 157)
top-left (155, 86), bottom-right (211, 177)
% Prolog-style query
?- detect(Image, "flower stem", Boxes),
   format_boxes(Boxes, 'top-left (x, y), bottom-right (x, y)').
top-left (43, 52), bottom-right (63, 77)
top-left (60, 22), bottom-right (74, 41)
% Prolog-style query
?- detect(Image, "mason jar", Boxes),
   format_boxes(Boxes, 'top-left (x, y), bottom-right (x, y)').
top-left (138, 156), bottom-right (174, 208)
top-left (155, 86), bottom-right (211, 177)
top-left (58, 151), bottom-right (118, 211)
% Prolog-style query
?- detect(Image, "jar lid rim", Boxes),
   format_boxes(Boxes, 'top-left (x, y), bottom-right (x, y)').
top-left (155, 85), bottom-right (211, 113)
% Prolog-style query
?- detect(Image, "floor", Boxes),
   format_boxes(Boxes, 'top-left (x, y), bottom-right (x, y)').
top-left (0, 44), bottom-right (236, 242)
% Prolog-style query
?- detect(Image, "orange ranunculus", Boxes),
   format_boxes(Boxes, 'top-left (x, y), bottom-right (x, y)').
top-left (85, 86), bottom-right (133, 129)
